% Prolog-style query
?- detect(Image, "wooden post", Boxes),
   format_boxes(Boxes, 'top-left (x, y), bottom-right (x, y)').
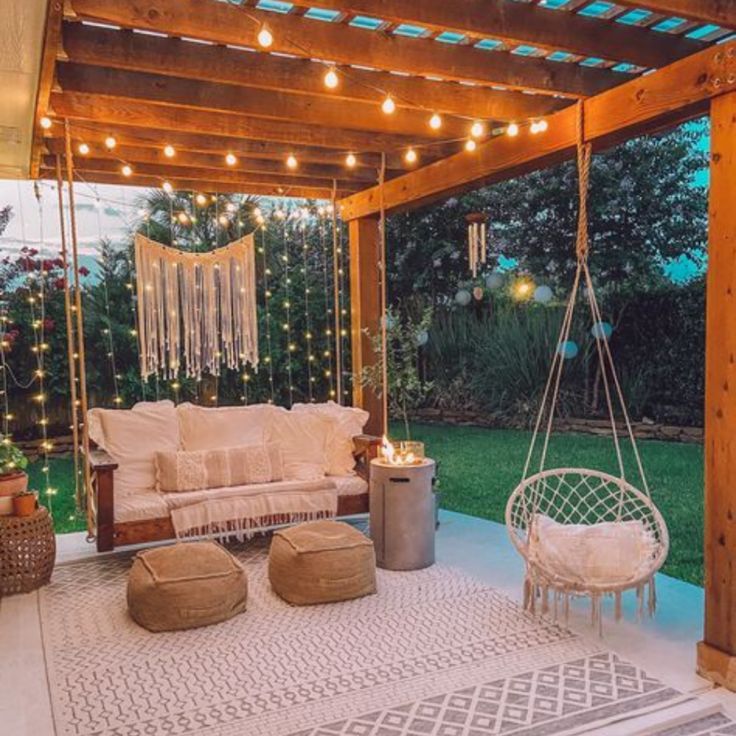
top-left (349, 215), bottom-right (384, 436)
top-left (698, 89), bottom-right (736, 690)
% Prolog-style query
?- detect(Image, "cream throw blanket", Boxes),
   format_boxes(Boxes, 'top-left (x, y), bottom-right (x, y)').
top-left (166, 478), bottom-right (338, 540)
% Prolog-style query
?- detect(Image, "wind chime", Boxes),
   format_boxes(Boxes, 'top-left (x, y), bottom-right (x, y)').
top-left (465, 212), bottom-right (487, 277)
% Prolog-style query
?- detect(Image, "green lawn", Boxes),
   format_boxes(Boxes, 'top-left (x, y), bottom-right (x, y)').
top-left (30, 423), bottom-right (704, 586)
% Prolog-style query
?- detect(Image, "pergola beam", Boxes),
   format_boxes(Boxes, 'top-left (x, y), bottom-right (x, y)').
top-left (340, 39), bottom-right (736, 219)
top-left (55, 62), bottom-right (470, 140)
top-left (61, 22), bottom-right (566, 122)
top-left (293, 0), bottom-right (702, 69)
top-left (615, 1), bottom-right (736, 28)
top-left (67, 0), bottom-right (618, 97)
top-left (49, 91), bottom-right (427, 154)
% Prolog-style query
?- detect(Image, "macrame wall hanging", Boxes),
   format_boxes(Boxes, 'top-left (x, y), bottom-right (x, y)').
top-left (466, 212), bottom-right (487, 277)
top-left (134, 233), bottom-right (258, 380)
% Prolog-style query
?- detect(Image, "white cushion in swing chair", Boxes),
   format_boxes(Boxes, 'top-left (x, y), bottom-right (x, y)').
top-left (528, 514), bottom-right (657, 587)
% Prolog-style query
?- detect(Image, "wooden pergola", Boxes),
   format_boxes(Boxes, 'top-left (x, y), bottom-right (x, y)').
top-left (25, 0), bottom-right (736, 690)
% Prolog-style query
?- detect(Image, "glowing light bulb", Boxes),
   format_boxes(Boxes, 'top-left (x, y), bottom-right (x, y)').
top-left (105, 135), bottom-right (116, 150)
top-left (162, 181), bottom-right (173, 194)
top-left (218, 214), bottom-right (229, 227)
top-left (195, 193), bottom-right (208, 206)
top-left (345, 152), bottom-right (357, 168)
top-left (507, 122), bottom-right (519, 137)
top-left (531, 119), bottom-right (548, 134)
top-left (78, 143), bottom-right (90, 155)
top-left (324, 67), bottom-right (339, 89)
top-left (121, 164), bottom-right (133, 177)
top-left (465, 139), bottom-right (477, 152)
top-left (257, 25), bottom-right (273, 48)
top-left (470, 121), bottom-right (485, 139)
top-left (404, 147), bottom-right (418, 164)
top-left (40, 116), bottom-right (52, 129)
top-left (177, 211), bottom-right (189, 224)
top-left (429, 113), bottom-right (442, 130)
top-left (163, 144), bottom-right (175, 158)
top-left (381, 95), bottom-right (396, 115)
top-left (286, 154), bottom-right (298, 169)
top-left (225, 152), bottom-right (237, 166)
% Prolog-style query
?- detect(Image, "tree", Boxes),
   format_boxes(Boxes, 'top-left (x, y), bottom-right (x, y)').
top-left (386, 119), bottom-right (708, 301)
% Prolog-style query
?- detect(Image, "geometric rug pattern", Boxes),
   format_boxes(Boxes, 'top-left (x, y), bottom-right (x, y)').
top-left (39, 537), bottom-right (689, 735)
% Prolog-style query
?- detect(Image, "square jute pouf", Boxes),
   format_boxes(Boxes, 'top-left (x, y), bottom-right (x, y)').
top-left (127, 541), bottom-right (247, 632)
top-left (268, 520), bottom-right (376, 605)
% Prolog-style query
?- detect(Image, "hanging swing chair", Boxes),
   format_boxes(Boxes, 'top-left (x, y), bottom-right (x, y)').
top-left (505, 104), bottom-right (669, 631)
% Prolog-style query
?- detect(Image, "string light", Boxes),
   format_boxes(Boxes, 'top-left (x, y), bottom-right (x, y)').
top-left (404, 147), bottom-right (418, 164)
top-left (301, 225), bottom-right (315, 400)
top-left (507, 122), bottom-right (520, 137)
top-left (225, 153), bottom-right (237, 166)
top-left (530, 119), bottom-right (549, 134)
top-left (257, 25), bottom-right (274, 48)
top-left (324, 67), bottom-right (339, 89)
top-left (465, 139), bottom-right (477, 152)
top-left (39, 116), bottom-right (52, 129)
top-left (281, 213), bottom-right (294, 405)
top-left (121, 164), bottom-right (133, 177)
top-left (470, 121), bottom-right (485, 139)
top-left (162, 181), bottom-right (173, 194)
top-left (286, 154), bottom-right (298, 170)
top-left (104, 135), bottom-right (116, 150)
top-left (345, 153), bottom-right (357, 168)
top-left (78, 143), bottom-right (90, 155)
top-left (195, 192), bottom-right (208, 206)
top-left (319, 212), bottom-right (335, 399)
top-left (381, 95), bottom-right (396, 115)
top-left (429, 113), bottom-right (442, 130)
top-left (163, 144), bottom-right (176, 158)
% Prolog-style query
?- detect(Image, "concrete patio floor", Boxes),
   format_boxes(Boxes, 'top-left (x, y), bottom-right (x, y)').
top-left (1, 509), bottom-right (734, 734)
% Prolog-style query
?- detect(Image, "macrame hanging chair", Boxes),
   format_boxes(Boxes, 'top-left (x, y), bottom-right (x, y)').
top-left (505, 104), bottom-right (669, 632)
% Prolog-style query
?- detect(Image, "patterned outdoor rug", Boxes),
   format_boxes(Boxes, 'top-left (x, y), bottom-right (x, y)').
top-left (40, 538), bottom-right (693, 736)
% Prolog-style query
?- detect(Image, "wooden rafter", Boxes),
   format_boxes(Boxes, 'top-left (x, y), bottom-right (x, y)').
top-left (38, 167), bottom-right (346, 199)
top-left (615, 1), bottom-right (736, 28)
top-left (66, 0), bottom-right (618, 97)
top-left (43, 139), bottom-right (380, 183)
top-left (55, 63), bottom-right (471, 140)
top-left (291, 0), bottom-right (703, 69)
top-left (61, 22), bottom-right (566, 122)
top-left (49, 92), bottom-right (432, 154)
top-left (339, 39), bottom-right (736, 219)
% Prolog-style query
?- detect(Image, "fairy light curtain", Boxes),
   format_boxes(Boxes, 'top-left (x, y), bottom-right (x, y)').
top-left (134, 233), bottom-right (258, 381)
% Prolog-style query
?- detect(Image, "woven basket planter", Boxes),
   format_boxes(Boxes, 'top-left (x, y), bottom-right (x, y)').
top-left (0, 507), bottom-right (56, 596)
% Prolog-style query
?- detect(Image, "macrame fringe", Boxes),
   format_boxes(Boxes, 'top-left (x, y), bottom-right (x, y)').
top-left (135, 233), bottom-right (258, 380)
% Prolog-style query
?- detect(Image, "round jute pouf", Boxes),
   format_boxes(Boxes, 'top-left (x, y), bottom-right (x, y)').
top-left (268, 520), bottom-right (376, 606)
top-left (0, 507), bottom-right (56, 596)
top-left (127, 541), bottom-right (248, 632)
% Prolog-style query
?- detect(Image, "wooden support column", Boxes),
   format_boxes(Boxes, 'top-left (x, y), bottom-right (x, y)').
top-left (349, 216), bottom-right (384, 436)
top-left (698, 89), bottom-right (736, 690)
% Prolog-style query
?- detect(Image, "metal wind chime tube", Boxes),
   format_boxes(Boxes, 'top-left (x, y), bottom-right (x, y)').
top-left (466, 213), bottom-right (488, 277)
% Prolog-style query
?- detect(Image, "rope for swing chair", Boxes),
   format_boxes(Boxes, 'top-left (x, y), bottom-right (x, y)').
top-left (521, 102), bottom-right (650, 498)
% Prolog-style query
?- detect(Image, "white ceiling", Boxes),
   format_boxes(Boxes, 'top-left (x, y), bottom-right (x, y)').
top-left (0, 0), bottom-right (48, 179)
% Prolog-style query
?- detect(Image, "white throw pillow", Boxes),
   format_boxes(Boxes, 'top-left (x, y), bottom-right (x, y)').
top-left (94, 401), bottom-right (180, 495)
top-left (529, 514), bottom-right (656, 586)
top-left (177, 403), bottom-right (277, 451)
top-left (265, 408), bottom-right (331, 480)
top-left (292, 401), bottom-right (369, 475)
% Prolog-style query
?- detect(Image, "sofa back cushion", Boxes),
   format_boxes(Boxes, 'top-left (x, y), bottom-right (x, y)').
top-left (91, 400), bottom-right (180, 495)
top-left (155, 442), bottom-right (284, 493)
top-left (177, 403), bottom-right (276, 451)
top-left (265, 409), bottom-right (332, 481)
top-left (292, 401), bottom-right (369, 476)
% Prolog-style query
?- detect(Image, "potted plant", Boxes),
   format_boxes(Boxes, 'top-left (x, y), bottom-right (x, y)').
top-left (0, 440), bottom-right (29, 496)
top-left (13, 489), bottom-right (37, 517)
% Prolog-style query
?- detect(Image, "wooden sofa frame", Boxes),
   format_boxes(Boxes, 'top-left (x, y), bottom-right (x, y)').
top-left (87, 435), bottom-right (381, 552)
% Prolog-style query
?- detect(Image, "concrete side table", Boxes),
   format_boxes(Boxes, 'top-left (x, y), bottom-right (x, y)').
top-left (0, 507), bottom-right (56, 596)
top-left (369, 458), bottom-right (436, 571)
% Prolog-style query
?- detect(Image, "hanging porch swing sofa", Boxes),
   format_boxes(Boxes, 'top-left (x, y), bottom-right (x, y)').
top-left (86, 399), bottom-right (379, 552)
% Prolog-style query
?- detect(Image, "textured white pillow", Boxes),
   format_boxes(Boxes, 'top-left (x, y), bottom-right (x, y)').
top-left (265, 408), bottom-right (331, 480)
top-left (292, 401), bottom-right (369, 476)
top-left (177, 403), bottom-right (277, 451)
top-left (95, 401), bottom-right (180, 495)
top-left (529, 514), bottom-right (656, 586)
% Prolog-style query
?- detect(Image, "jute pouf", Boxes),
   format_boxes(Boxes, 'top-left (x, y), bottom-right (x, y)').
top-left (127, 541), bottom-right (247, 632)
top-left (268, 520), bottom-right (376, 605)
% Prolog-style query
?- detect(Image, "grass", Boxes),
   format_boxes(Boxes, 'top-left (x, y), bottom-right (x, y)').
top-left (29, 423), bottom-right (704, 586)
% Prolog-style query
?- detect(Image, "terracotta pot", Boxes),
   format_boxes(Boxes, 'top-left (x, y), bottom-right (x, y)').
top-left (0, 471), bottom-right (28, 497)
top-left (13, 493), bottom-right (37, 518)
